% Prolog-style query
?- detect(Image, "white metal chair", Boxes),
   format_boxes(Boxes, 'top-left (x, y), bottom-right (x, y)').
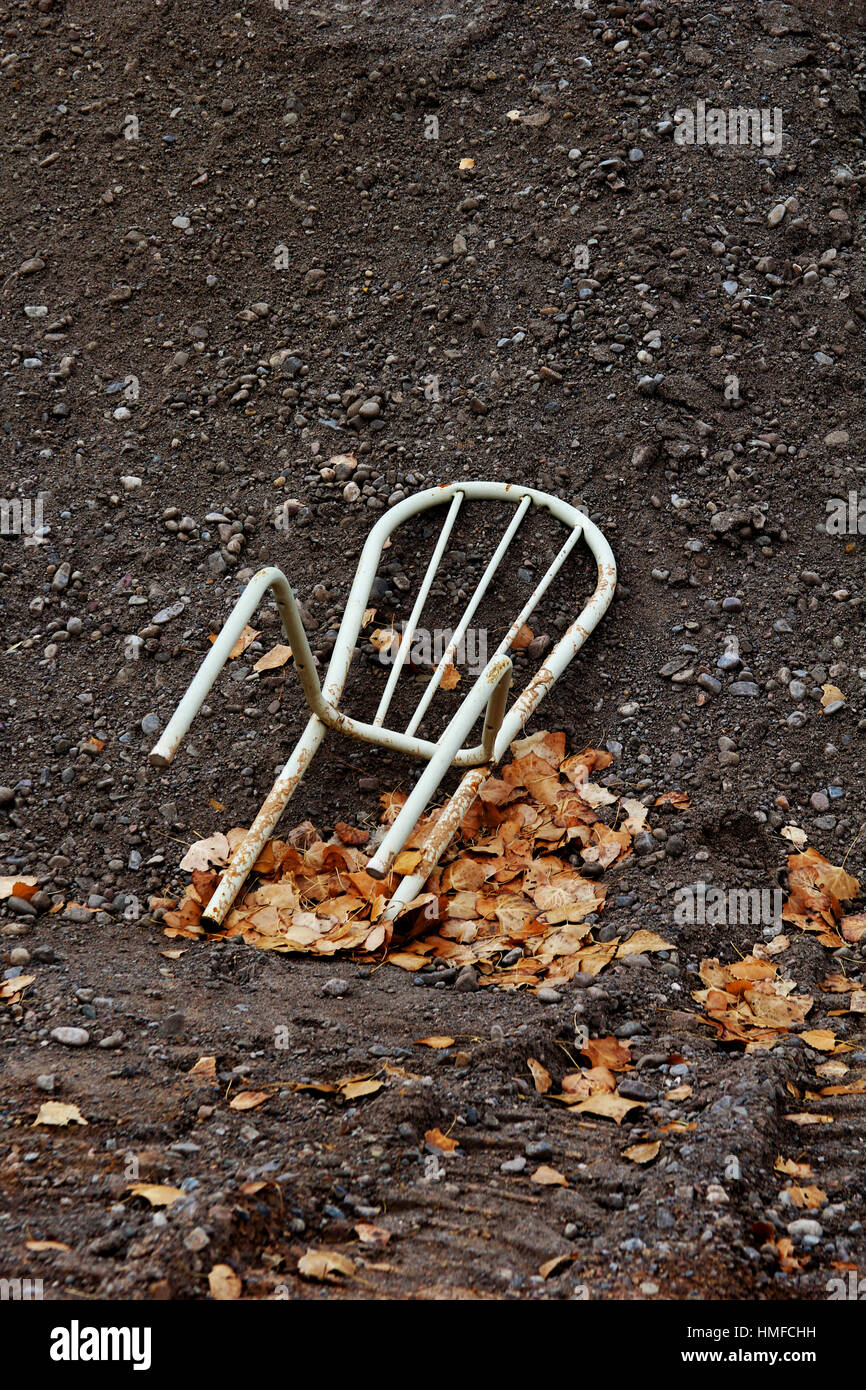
top-left (149, 482), bottom-right (616, 931)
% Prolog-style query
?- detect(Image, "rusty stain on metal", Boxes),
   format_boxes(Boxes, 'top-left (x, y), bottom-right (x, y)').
top-left (151, 482), bottom-right (616, 931)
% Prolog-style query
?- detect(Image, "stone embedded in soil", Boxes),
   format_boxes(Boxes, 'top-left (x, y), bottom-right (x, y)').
top-left (537, 987), bottom-right (563, 1003)
top-left (453, 965), bottom-right (478, 993)
top-left (321, 978), bottom-right (350, 997)
top-left (50, 1027), bottom-right (90, 1047)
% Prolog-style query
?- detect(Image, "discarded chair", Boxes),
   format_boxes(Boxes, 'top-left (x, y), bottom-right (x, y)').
top-left (149, 482), bottom-right (616, 932)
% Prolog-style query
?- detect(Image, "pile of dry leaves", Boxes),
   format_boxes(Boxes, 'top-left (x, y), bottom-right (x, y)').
top-left (155, 732), bottom-right (677, 990)
top-left (153, 730), bottom-right (863, 1020)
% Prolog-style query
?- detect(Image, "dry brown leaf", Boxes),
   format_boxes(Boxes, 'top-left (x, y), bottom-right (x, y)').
top-left (253, 644), bottom-right (292, 672)
top-left (617, 930), bottom-right (673, 957)
top-left (0, 875), bottom-right (38, 900)
top-left (33, 1102), bottom-right (87, 1128)
top-left (127, 1183), bottom-right (185, 1207)
top-left (510, 623), bottom-right (534, 651)
top-left (527, 1057), bottom-right (552, 1094)
top-left (440, 662), bottom-right (461, 690)
top-left (425, 1127), bottom-right (460, 1152)
top-left (188, 1055), bottom-right (217, 1078)
top-left (25, 1239), bottom-right (71, 1253)
top-left (623, 1141), bottom-right (661, 1164)
top-left (581, 1036), bottom-right (632, 1072)
top-left (298, 1248), bottom-right (355, 1281)
top-left (179, 832), bottom-right (230, 872)
top-left (225, 625), bottom-right (260, 659)
top-left (774, 1156), bottom-right (813, 1179)
top-left (799, 1029), bottom-right (837, 1051)
top-left (571, 1092), bottom-right (644, 1124)
top-left (208, 1264), bottom-right (242, 1300)
top-left (415, 1036), bottom-right (455, 1049)
top-left (355, 1222), bottom-right (391, 1246)
top-left (786, 1113), bottom-right (834, 1126)
top-left (228, 1090), bottom-right (270, 1111)
top-left (530, 1164), bottom-right (567, 1186)
top-left (340, 1078), bottom-right (383, 1101)
top-left (783, 1185), bottom-right (827, 1210)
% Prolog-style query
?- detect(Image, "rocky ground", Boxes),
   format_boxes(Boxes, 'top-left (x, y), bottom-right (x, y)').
top-left (1, 0), bottom-right (865, 1301)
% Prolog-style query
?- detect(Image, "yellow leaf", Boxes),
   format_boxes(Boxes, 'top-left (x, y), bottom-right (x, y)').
top-left (527, 1057), bottom-right (552, 1094)
top-left (188, 1054), bottom-right (217, 1078)
top-left (340, 1079), bottom-right (383, 1101)
top-left (617, 930), bottom-right (673, 957)
top-left (208, 1264), bottom-right (242, 1300)
top-left (459, 157), bottom-right (475, 170)
top-left (799, 1029), bottom-right (837, 1052)
top-left (571, 1092), bottom-right (644, 1124)
top-left (623, 1141), bottom-right (660, 1164)
top-left (440, 662), bottom-right (461, 690)
top-left (415, 1037), bottom-right (455, 1049)
top-left (355, 1222), bottom-right (391, 1246)
top-left (229, 1090), bottom-right (270, 1111)
top-left (33, 1102), bottom-right (87, 1128)
top-left (25, 1239), bottom-right (71, 1252)
top-left (510, 623), bottom-right (534, 651)
top-left (781, 825), bottom-right (807, 847)
top-left (425, 1127), bottom-right (459, 1152)
top-left (0, 875), bottom-right (38, 900)
top-left (226, 625), bottom-right (260, 659)
top-left (530, 1164), bottom-right (567, 1186)
top-left (774, 1156), bottom-right (813, 1179)
top-left (820, 683), bottom-right (844, 708)
top-left (782, 1185), bottom-right (827, 1211)
top-left (393, 850), bottom-right (422, 876)
top-left (127, 1184), bottom-right (185, 1207)
top-left (253, 643), bottom-right (292, 672)
top-left (298, 1248), bottom-right (355, 1281)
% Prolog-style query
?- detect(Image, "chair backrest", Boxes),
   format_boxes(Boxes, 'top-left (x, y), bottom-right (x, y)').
top-left (320, 481), bottom-right (617, 767)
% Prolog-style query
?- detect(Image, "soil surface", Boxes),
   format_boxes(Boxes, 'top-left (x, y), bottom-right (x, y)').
top-left (1, 0), bottom-right (865, 1302)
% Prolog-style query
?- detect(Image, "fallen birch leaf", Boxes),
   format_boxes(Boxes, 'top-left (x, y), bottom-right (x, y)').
top-left (623, 1141), bottom-right (660, 1164)
top-left (226, 625), bottom-right (259, 659)
top-left (425, 1128), bottom-right (460, 1152)
top-left (208, 1264), bottom-right (242, 1300)
top-left (298, 1249), bottom-right (355, 1281)
top-left (530, 1164), bottom-right (567, 1186)
top-left (229, 1090), bottom-right (270, 1111)
top-left (355, 1223), bottom-right (391, 1246)
top-left (527, 1057), bottom-right (553, 1094)
top-left (179, 832), bottom-right (230, 872)
top-left (571, 1093), bottom-right (644, 1124)
top-left (253, 644), bottom-right (292, 672)
top-left (127, 1184), bottom-right (185, 1207)
top-left (33, 1102), bottom-right (87, 1128)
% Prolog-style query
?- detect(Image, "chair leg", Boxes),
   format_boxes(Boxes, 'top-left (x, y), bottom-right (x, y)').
top-left (200, 714), bottom-right (327, 932)
top-left (365, 654), bottom-right (512, 880)
top-left (382, 765), bottom-right (490, 921)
